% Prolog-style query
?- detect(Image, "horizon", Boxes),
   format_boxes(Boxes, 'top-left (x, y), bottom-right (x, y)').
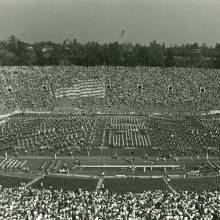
top-left (1, 35), bottom-right (218, 48)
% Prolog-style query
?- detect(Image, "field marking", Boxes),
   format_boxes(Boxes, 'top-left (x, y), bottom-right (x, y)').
top-left (80, 164), bottom-right (180, 168)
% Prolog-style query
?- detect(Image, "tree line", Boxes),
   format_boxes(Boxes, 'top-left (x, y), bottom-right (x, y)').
top-left (1, 35), bottom-right (220, 68)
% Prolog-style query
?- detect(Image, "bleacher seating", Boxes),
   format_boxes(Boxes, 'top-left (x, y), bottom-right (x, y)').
top-left (0, 66), bottom-right (220, 113)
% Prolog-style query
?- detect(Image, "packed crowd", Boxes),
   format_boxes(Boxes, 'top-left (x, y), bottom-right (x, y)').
top-left (0, 185), bottom-right (220, 219)
top-left (105, 67), bottom-right (220, 108)
top-left (0, 66), bottom-right (220, 113)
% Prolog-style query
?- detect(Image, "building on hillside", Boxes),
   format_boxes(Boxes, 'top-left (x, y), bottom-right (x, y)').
top-left (26, 46), bottom-right (34, 52)
top-left (42, 46), bottom-right (53, 53)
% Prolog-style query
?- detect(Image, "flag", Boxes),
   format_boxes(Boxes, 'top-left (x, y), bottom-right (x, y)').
top-left (120, 29), bottom-right (125, 38)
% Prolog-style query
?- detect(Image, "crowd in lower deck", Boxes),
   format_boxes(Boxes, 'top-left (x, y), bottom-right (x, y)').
top-left (0, 185), bottom-right (220, 220)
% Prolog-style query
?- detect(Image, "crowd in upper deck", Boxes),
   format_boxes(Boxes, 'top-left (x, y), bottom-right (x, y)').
top-left (0, 66), bottom-right (219, 113)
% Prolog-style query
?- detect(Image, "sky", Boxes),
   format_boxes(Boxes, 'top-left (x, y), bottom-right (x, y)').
top-left (0, 0), bottom-right (219, 46)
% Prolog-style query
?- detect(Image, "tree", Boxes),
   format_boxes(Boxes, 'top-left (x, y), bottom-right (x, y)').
top-left (148, 41), bottom-right (165, 67)
top-left (0, 35), bottom-right (218, 68)
top-left (214, 44), bottom-right (220, 69)
top-left (7, 35), bottom-right (18, 52)
top-left (165, 48), bottom-right (174, 67)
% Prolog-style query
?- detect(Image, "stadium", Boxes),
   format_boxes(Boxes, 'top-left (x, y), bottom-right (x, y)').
top-left (0, 65), bottom-right (220, 219)
top-left (1, 0), bottom-right (220, 219)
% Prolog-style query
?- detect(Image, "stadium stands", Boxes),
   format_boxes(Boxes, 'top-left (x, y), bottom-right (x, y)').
top-left (0, 66), bottom-right (220, 112)
top-left (0, 65), bottom-right (220, 219)
top-left (0, 185), bottom-right (220, 219)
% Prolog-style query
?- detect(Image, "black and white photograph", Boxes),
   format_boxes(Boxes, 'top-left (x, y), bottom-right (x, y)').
top-left (0, 0), bottom-right (220, 219)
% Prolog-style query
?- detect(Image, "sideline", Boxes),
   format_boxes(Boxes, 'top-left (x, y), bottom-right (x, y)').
top-left (0, 110), bottom-right (22, 119)
top-left (0, 110), bottom-right (52, 119)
